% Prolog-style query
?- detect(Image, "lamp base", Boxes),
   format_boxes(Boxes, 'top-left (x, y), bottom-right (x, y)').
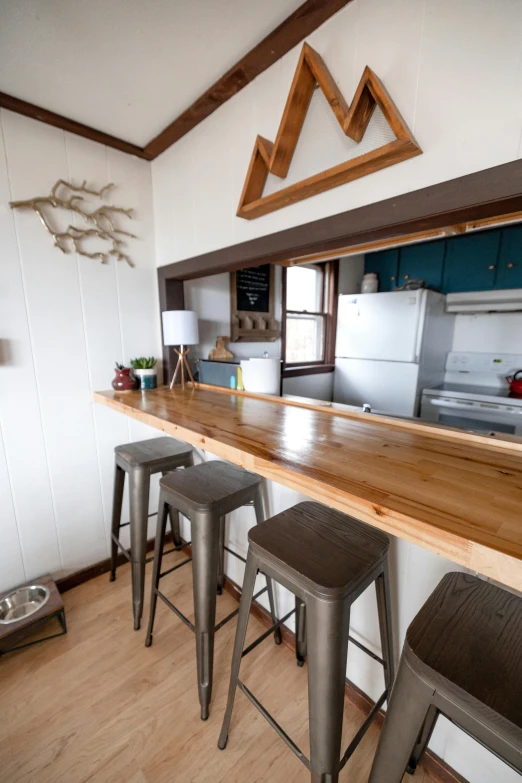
top-left (170, 345), bottom-right (195, 390)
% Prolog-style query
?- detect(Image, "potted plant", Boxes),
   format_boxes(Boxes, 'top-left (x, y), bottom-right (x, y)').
top-left (112, 362), bottom-right (137, 392)
top-left (130, 357), bottom-right (157, 390)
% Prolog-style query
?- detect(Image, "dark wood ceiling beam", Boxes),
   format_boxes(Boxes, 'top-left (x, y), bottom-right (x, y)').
top-left (157, 158), bottom-right (522, 281)
top-left (143, 0), bottom-right (354, 159)
top-left (0, 91), bottom-right (150, 159)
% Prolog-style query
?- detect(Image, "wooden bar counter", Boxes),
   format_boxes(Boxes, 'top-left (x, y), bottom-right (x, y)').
top-left (94, 385), bottom-right (522, 592)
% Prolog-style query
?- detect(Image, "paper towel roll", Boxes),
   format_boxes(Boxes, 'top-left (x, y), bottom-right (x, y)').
top-left (240, 358), bottom-right (281, 395)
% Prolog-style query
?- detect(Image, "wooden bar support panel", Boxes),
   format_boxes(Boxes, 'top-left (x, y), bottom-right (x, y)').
top-left (94, 386), bottom-right (522, 593)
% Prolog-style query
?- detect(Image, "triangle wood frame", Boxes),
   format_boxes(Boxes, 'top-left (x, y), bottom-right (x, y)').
top-left (237, 43), bottom-right (422, 220)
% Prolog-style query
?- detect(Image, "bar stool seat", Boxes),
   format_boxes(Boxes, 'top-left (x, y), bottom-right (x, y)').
top-left (111, 436), bottom-right (194, 630)
top-left (369, 572), bottom-right (522, 781)
top-left (145, 460), bottom-right (281, 720)
top-left (114, 437), bottom-right (193, 472)
top-left (218, 501), bottom-right (395, 783)
top-left (158, 460), bottom-right (265, 517)
top-left (248, 501), bottom-right (390, 598)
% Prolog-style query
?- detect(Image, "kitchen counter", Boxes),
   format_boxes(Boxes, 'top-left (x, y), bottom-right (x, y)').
top-left (94, 385), bottom-right (522, 592)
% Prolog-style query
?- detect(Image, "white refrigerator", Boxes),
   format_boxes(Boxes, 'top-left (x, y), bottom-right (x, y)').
top-left (333, 290), bottom-right (454, 416)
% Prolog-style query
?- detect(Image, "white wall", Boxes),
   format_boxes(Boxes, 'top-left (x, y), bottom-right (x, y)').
top-left (452, 312), bottom-right (522, 355)
top-left (0, 109), bottom-right (162, 590)
top-left (339, 254), bottom-right (365, 294)
top-left (183, 268), bottom-right (282, 363)
top-left (152, 0), bottom-right (522, 266)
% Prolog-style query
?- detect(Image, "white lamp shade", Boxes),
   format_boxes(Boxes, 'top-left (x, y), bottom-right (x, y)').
top-left (162, 310), bottom-right (199, 346)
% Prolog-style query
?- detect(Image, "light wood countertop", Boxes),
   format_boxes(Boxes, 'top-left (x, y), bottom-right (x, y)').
top-left (94, 385), bottom-right (522, 592)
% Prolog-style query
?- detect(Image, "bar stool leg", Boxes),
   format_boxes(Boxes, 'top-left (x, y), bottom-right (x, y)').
top-left (406, 705), bottom-right (439, 775)
top-left (218, 551), bottom-right (259, 750)
top-left (191, 509), bottom-right (220, 720)
top-left (306, 597), bottom-right (350, 783)
top-left (375, 563), bottom-right (396, 691)
top-left (217, 516), bottom-right (225, 595)
top-left (129, 468), bottom-right (150, 631)
top-left (110, 464), bottom-right (125, 581)
top-left (145, 493), bottom-right (170, 647)
top-left (162, 471), bottom-right (182, 548)
top-left (369, 658), bottom-right (435, 783)
top-left (253, 488), bottom-right (281, 645)
top-left (295, 597), bottom-right (307, 667)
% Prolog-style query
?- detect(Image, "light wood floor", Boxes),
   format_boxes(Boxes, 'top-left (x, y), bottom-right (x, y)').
top-left (0, 550), bottom-right (436, 783)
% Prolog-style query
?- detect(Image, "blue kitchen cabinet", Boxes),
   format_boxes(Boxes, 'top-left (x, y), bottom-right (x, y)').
top-left (442, 230), bottom-right (501, 292)
top-left (365, 248), bottom-right (398, 292)
top-left (397, 239), bottom-right (445, 290)
top-left (496, 225), bottom-right (522, 289)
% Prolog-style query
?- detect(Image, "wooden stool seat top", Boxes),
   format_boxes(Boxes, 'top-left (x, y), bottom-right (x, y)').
top-left (160, 460), bottom-right (261, 516)
top-left (406, 572), bottom-right (522, 733)
top-left (115, 436), bottom-right (193, 472)
top-left (248, 501), bottom-right (390, 599)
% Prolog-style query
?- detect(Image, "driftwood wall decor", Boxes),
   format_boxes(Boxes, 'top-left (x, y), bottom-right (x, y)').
top-left (237, 43), bottom-right (422, 220)
top-left (9, 180), bottom-right (136, 266)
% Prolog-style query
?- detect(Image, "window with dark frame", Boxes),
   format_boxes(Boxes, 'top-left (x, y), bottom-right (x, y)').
top-left (282, 260), bottom-right (339, 376)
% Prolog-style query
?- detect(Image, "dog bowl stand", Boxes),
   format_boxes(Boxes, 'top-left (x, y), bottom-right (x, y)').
top-left (0, 574), bottom-right (66, 656)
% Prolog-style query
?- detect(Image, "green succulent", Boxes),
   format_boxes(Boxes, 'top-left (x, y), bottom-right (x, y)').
top-left (130, 356), bottom-right (156, 370)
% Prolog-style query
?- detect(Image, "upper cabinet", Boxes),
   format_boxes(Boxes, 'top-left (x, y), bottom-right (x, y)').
top-left (365, 226), bottom-right (522, 294)
top-left (442, 231), bottom-right (500, 292)
top-left (496, 225), bottom-right (522, 289)
top-left (365, 248), bottom-right (398, 292)
top-left (398, 240), bottom-right (445, 290)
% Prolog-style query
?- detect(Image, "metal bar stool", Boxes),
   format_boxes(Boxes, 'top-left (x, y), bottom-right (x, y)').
top-left (145, 460), bottom-right (282, 720)
top-left (110, 436), bottom-right (194, 630)
top-left (218, 501), bottom-right (395, 783)
top-left (369, 571), bottom-right (522, 781)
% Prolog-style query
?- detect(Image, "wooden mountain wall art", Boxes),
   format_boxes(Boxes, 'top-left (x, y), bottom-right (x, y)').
top-left (237, 43), bottom-right (422, 220)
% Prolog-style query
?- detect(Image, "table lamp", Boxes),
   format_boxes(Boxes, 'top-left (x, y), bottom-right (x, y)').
top-left (162, 310), bottom-right (199, 390)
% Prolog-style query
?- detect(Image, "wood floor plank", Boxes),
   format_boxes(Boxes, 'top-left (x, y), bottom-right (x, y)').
top-left (1, 557), bottom-right (438, 783)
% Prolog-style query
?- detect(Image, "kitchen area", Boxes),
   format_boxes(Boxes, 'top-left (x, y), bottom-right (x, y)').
top-left (186, 222), bottom-right (522, 445)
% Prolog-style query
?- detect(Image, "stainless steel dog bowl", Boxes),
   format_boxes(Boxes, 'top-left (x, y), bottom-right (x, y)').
top-left (0, 585), bottom-right (51, 624)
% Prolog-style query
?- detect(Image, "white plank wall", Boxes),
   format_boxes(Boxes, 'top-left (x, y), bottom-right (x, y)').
top-left (0, 109), bottom-right (162, 589)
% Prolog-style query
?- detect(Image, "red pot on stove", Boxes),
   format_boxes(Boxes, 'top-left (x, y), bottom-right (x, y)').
top-left (506, 370), bottom-right (522, 395)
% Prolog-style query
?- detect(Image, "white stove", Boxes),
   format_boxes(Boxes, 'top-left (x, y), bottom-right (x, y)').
top-left (421, 352), bottom-right (522, 436)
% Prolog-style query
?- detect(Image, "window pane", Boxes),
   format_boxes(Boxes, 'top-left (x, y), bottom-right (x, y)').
top-left (285, 313), bottom-right (324, 363)
top-left (286, 265), bottom-right (322, 312)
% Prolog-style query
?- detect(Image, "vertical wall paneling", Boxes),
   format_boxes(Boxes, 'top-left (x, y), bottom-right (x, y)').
top-left (2, 111), bottom-right (106, 574)
top-left (0, 424), bottom-right (25, 592)
top-left (0, 109), bottom-right (161, 578)
top-left (107, 148), bottom-right (164, 531)
top-left (0, 110), bottom-right (62, 580)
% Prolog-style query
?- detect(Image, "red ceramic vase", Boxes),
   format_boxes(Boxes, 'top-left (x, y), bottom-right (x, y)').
top-left (112, 367), bottom-right (137, 392)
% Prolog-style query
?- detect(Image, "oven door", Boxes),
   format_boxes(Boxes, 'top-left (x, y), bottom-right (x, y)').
top-left (420, 396), bottom-right (522, 436)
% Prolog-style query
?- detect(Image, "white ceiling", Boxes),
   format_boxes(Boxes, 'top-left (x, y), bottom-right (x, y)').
top-left (0, 0), bottom-right (303, 147)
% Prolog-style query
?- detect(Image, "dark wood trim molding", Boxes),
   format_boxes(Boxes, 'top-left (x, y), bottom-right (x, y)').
top-left (1, 1), bottom-right (354, 161)
top-left (0, 91), bottom-right (149, 160)
top-left (57, 552), bottom-right (466, 783)
top-left (144, 1), bottom-right (354, 159)
top-left (157, 158), bottom-right (522, 282)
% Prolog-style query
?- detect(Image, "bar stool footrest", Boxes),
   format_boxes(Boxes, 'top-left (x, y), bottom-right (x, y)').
top-left (241, 607), bottom-right (295, 658)
top-left (237, 679), bottom-right (311, 771)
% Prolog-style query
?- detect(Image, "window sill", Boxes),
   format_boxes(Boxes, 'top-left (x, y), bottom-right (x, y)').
top-left (282, 364), bottom-right (335, 378)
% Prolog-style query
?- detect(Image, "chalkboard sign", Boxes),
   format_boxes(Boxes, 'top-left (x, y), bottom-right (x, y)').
top-left (235, 265), bottom-right (271, 312)
top-left (230, 264), bottom-right (280, 343)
